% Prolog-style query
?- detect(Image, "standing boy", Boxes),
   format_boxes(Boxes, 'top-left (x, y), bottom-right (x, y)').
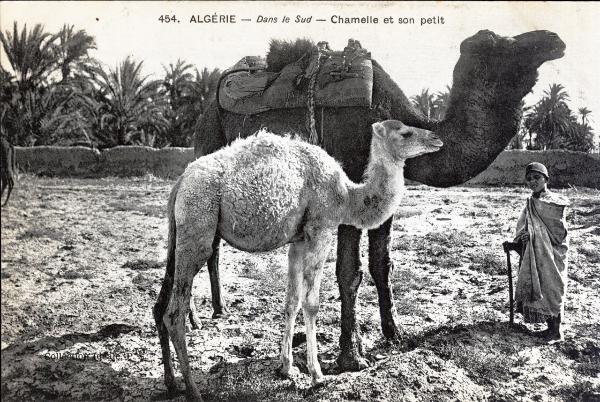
top-left (514, 162), bottom-right (569, 343)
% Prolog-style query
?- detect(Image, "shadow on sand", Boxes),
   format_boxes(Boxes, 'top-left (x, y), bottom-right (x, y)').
top-left (2, 320), bottom-right (597, 401)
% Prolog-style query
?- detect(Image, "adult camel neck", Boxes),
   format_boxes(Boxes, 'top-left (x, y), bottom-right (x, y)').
top-left (404, 55), bottom-right (539, 187)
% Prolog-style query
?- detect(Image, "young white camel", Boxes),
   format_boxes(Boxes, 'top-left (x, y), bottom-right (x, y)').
top-left (154, 120), bottom-right (442, 400)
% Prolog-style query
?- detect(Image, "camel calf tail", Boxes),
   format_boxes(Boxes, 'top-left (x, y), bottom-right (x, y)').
top-left (153, 176), bottom-right (184, 393)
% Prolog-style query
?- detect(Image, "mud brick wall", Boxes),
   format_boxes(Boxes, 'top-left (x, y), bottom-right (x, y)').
top-left (467, 150), bottom-right (600, 188)
top-left (15, 146), bottom-right (195, 179)
top-left (15, 146), bottom-right (103, 177)
top-left (13, 146), bottom-right (600, 188)
top-left (100, 146), bottom-right (194, 178)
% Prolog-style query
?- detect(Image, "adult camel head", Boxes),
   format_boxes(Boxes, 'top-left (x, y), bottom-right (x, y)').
top-left (404, 30), bottom-right (566, 186)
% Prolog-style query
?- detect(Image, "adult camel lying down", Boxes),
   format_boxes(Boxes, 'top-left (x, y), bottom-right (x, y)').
top-left (154, 120), bottom-right (442, 400)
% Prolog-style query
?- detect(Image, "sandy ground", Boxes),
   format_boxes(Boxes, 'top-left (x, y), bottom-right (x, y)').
top-left (1, 175), bottom-right (599, 401)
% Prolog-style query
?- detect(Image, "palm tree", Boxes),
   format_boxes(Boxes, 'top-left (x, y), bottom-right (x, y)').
top-left (26, 84), bottom-right (87, 145)
top-left (161, 59), bottom-right (194, 146)
top-left (53, 24), bottom-right (97, 83)
top-left (82, 57), bottom-right (169, 148)
top-left (524, 84), bottom-right (573, 150)
top-left (162, 59), bottom-right (194, 101)
top-left (410, 88), bottom-right (435, 119)
top-left (564, 120), bottom-right (595, 152)
top-left (0, 71), bottom-right (87, 146)
top-left (1, 23), bottom-right (103, 146)
top-left (507, 101), bottom-right (531, 150)
top-left (0, 23), bottom-right (69, 145)
top-left (162, 66), bottom-right (220, 147)
top-left (432, 85), bottom-right (451, 120)
top-left (578, 107), bottom-right (592, 125)
top-left (0, 22), bottom-right (57, 93)
top-left (0, 68), bottom-right (23, 144)
top-left (191, 67), bottom-right (221, 113)
top-left (545, 83), bottom-right (569, 102)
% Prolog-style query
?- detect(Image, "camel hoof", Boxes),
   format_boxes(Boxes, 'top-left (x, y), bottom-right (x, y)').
top-left (336, 352), bottom-right (370, 372)
top-left (278, 365), bottom-right (300, 379)
top-left (382, 323), bottom-right (403, 341)
top-left (165, 384), bottom-right (179, 396)
top-left (533, 329), bottom-right (551, 339)
top-left (545, 333), bottom-right (565, 345)
top-left (188, 314), bottom-right (202, 330)
top-left (164, 374), bottom-right (179, 395)
top-left (212, 310), bottom-right (229, 319)
top-left (184, 382), bottom-right (204, 402)
top-left (311, 375), bottom-right (326, 388)
top-left (186, 390), bottom-right (204, 402)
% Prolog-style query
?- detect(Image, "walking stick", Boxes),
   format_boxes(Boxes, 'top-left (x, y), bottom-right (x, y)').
top-left (503, 241), bottom-right (522, 326)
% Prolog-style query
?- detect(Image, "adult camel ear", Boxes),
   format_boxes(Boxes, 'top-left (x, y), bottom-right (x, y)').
top-left (372, 122), bottom-right (386, 138)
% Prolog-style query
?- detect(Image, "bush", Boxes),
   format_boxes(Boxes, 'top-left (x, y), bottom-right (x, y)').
top-left (469, 252), bottom-right (507, 275)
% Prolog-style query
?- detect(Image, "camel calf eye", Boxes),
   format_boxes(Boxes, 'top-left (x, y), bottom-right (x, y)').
top-left (401, 131), bottom-right (413, 138)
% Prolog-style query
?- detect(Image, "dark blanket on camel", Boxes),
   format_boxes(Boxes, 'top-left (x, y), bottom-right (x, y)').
top-left (218, 39), bottom-right (374, 115)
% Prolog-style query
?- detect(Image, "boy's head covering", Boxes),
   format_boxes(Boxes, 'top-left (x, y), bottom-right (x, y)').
top-left (526, 162), bottom-right (549, 179)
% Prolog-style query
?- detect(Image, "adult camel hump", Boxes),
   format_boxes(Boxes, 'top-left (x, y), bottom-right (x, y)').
top-left (193, 30), bottom-right (565, 371)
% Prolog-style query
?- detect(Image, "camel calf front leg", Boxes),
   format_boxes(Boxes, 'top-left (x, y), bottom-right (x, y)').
top-left (282, 232), bottom-right (332, 385)
top-left (188, 235), bottom-right (224, 330)
top-left (301, 231), bottom-right (332, 385)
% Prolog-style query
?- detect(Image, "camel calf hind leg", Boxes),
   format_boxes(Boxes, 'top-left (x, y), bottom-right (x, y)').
top-left (188, 299), bottom-right (201, 330)
top-left (153, 268), bottom-right (178, 393)
top-left (164, 236), bottom-right (213, 401)
top-left (281, 242), bottom-right (304, 377)
top-left (208, 236), bottom-right (228, 318)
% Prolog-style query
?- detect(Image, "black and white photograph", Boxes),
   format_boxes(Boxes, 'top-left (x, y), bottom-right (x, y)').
top-left (1, 1), bottom-right (599, 401)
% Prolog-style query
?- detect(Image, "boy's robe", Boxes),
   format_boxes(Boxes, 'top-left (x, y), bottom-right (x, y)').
top-left (514, 191), bottom-right (569, 323)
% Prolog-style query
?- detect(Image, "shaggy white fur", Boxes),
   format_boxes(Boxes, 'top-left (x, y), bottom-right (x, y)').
top-left (155, 120), bottom-right (442, 400)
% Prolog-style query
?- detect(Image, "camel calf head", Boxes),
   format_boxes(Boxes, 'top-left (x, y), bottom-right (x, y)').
top-left (371, 120), bottom-right (443, 162)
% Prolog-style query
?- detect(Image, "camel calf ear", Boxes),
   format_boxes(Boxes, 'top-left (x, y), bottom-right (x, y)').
top-left (372, 122), bottom-right (386, 138)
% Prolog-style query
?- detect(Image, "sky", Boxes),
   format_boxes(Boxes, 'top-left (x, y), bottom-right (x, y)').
top-left (1, 1), bottom-right (599, 138)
